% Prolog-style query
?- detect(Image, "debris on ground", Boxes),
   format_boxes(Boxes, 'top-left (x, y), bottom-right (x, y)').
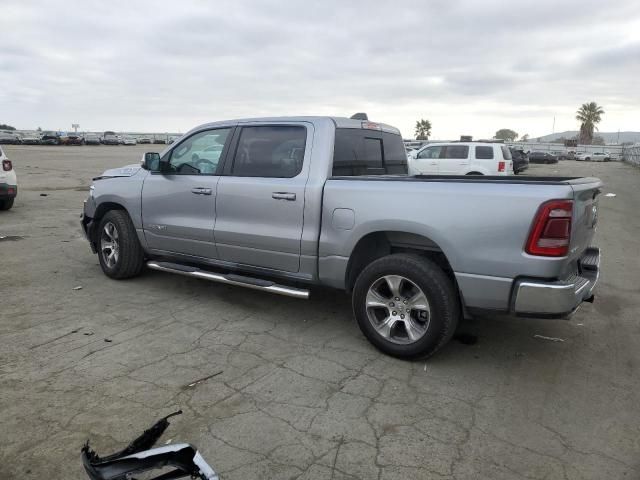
top-left (0, 235), bottom-right (24, 242)
top-left (184, 371), bottom-right (223, 389)
top-left (72, 286), bottom-right (83, 290)
top-left (83, 332), bottom-right (94, 336)
top-left (605, 193), bottom-right (616, 197)
top-left (39, 193), bottom-right (48, 197)
top-left (534, 334), bottom-right (565, 342)
top-left (104, 338), bottom-right (113, 343)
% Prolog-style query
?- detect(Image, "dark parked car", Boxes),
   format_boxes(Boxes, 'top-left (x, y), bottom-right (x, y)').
top-left (67, 133), bottom-right (85, 145)
top-left (41, 131), bottom-right (62, 145)
top-left (85, 133), bottom-right (101, 145)
top-left (528, 151), bottom-right (558, 164)
top-left (0, 132), bottom-right (19, 144)
top-left (509, 147), bottom-right (529, 174)
top-left (137, 137), bottom-right (151, 144)
top-left (153, 137), bottom-right (167, 144)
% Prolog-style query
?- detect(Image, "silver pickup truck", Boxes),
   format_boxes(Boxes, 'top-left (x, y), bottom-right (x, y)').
top-left (81, 116), bottom-right (601, 359)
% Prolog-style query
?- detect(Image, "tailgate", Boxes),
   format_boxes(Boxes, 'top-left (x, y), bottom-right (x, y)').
top-left (568, 178), bottom-right (602, 265)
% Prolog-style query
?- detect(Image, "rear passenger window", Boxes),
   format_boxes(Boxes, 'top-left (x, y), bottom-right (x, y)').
top-left (501, 146), bottom-right (512, 160)
top-left (231, 126), bottom-right (306, 178)
top-left (443, 145), bottom-right (469, 159)
top-left (475, 146), bottom-right (494, 159)
top-left (332, 129), bottom-right (407, 176)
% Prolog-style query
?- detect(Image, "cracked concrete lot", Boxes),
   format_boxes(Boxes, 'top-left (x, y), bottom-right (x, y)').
top-left (1, 145), bottom-right (639, 479)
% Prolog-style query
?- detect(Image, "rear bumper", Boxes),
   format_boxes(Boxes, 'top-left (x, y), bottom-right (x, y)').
top-left (0, 184), bottom-right (17, 199)
top-left (513, 247), bottom-right (600, 318)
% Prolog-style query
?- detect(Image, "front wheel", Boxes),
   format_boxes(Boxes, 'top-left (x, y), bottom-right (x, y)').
top-left (97, 210), bottom-right (145, 279)
top-left (352, 254), bottom-right (460, 359)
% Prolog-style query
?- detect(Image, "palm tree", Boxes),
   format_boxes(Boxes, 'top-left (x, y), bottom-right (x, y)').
top-left (576, 102), bottom-right (604, 145)
top-left (415, 119), bottom-right (432, 140)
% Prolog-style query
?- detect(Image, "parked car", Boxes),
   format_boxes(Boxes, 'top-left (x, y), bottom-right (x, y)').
top-left (551, 150), bottom-right (570, 160)
top-left (137, 137), bottom-right (152, 144)
top-left (590, 152), bottom-right (611, 162)
top-left (0, 132), bottom-right (21, 144)
top-left (0, 146), bottom-right (17, 210)
top-left (153, 137), bottom-right (167, 144)
top-left (21, 133), bottom-right (41, 145)
top-left (67, 133), bottom-right (85, 145)
top-left (528, 151), bottom-right (558, 164)
top-left (41, 131), bottom-right (62, 145)
top-left (85, 133), bottom-right (101, 145)
top-left (103, 132), bottom-right (120, 145)
top-left (122, 136), bottom-right (137, 146)
top-left (509, 147), bottom-right (529, 174)
top-left (81, 115), bottom-right (602, 359)
top-left (409, 142), bottom-right (513, 175)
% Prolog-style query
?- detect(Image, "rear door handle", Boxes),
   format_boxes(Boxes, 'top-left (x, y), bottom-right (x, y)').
top-left (272, 192), bottom-right (296, 201)
top-left (191, 187), bottom-right (212, 195)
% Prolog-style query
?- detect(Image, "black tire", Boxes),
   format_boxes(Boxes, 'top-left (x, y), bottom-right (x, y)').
top-left (466, 172), bottom-right (483, 175)
top-left (97, 210), bottom-right (144, 279)
top-left (0, 198), bottom-right (14, 210)
top-left (352, 254), bottom-right (460, 359)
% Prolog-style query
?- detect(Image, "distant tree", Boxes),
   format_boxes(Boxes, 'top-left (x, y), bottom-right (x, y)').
top-left (520, 134), bottom-right (529, 142)
top-left (415, 119), bottom-right (432, 140)
top-left (592, 135), bottom-right (605, 145)
top-left (0, 124), bottom-right (16, 131)
top-left (494, 128), bottom-right (518, 142)
top-left (576, 102), bottom-right (604, 144)
top-left (37, 127), bottom-right (42, 132)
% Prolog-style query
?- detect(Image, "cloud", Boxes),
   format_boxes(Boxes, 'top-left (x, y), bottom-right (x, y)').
top-left (1, 0), bottom-right (639, 138)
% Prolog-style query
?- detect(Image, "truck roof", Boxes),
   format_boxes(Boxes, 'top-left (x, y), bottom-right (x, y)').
top-left (187, 116), bottom-right (401, 136)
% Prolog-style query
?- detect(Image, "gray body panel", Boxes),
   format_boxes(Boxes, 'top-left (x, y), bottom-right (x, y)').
top-left (85, 116), bottom-right (601, 314)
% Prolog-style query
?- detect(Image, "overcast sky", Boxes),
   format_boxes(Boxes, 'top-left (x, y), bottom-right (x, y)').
top-left (1, 0), bottom-right (639, 139)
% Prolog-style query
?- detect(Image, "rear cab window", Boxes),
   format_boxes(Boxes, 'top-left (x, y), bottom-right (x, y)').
top-left (501, 146), bottom-right (512, 160)
top-left (332, 128), bottom-right (407, 176)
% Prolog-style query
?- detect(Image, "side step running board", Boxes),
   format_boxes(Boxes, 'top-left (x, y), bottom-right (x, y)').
top-left (146, 261), bottom-right (310, 299)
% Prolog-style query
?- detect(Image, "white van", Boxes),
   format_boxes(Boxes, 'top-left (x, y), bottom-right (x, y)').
top-left (408, 142), bottom-right (514, 176)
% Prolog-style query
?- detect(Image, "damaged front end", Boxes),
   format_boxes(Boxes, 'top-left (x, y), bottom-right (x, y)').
top-left (81, 410), bottom-right (218, 480)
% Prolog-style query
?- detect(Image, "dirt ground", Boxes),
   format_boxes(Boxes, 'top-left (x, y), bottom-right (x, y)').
top-left (1, 145), bottom-right (639, 479)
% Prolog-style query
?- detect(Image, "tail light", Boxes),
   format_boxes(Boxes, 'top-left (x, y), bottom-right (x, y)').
top-left (2, 160), bottom-right (12, 171)
top-left (526, 200), bottom-right (573, 257)
top-left (498, 161), bottom-right (505, 172)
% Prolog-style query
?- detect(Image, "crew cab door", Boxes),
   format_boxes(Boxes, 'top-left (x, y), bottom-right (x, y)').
top-left (214, 123), bottom-right (311, 273)
top-left (411, 145), bottom-right (441, 174)
top-left (141, 127), bottom-right (234, 259)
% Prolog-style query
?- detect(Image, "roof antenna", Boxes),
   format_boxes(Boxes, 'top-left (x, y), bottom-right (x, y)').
top-left (350, 113), bottom-right (368, 120)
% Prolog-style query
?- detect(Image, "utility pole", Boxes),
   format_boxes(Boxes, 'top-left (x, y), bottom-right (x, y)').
top-left (72, 123), bottom-right (79, 133)
top-left (552, 116), bottom-right (555, 135)
top-left (617, 129), bottom-right (620, 144)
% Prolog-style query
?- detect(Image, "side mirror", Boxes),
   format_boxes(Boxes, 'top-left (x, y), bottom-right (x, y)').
top-left (142, 152), bottom-right (161, 171)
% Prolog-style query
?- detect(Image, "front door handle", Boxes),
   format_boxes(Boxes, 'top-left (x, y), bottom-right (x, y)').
top-left (272, 192), bottom-right (296, 201)
top-left (191, 187), bottom-right (212, 195)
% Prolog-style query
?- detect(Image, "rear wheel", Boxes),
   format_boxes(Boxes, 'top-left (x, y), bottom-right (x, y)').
top-left (0, 198), bottom-right (14, 210)
top-left (352, 254), bottom-right (460, 359)
top-left (97, 210), bottom-right (144, 279)
top-left (466, 172), bottom-right (483, 175)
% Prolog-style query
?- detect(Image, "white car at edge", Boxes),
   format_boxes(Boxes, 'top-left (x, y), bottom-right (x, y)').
top-left (408, 142), bottom-right (514, 176)
top-left (0, 145), bottom-right (17, 210)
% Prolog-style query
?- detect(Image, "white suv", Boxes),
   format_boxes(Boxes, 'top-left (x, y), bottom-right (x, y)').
top-left (408, 142), bottom-right (514, 176)
top-left (0, 146), bottom-right (17, 210)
